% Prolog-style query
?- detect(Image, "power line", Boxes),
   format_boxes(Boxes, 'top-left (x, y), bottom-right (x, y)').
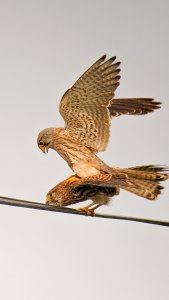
top-left (0, 195), bottom-right (168, 227)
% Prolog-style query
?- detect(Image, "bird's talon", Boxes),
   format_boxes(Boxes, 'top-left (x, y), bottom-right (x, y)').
top-left (78, 207), bottom-right (95, 216)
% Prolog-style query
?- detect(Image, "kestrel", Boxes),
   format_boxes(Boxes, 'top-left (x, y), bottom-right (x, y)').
top-left (46, 166), bottom-right (168, 214)
top-left (37, 55), bottom-right (161, 178)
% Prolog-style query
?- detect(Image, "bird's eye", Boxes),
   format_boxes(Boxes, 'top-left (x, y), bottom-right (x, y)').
top-left (39, 142), bottom-right (44, 146)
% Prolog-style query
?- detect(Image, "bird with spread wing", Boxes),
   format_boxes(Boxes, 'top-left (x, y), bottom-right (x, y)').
top-left (37, 55), bottom-right (161, 178)
top-left (37, 55), bottom-right (168, 213)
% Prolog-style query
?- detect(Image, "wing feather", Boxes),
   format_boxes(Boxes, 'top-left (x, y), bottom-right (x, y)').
top-left (59, 55), bottom-right (120, 152)
top-left (59, 56), bottom-right (161, 152)
top-left (109, 98), bottom-right (161, 116)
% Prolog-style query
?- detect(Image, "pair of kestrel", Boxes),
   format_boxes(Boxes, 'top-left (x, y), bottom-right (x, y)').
top-left (37, 55), bottom-right (168, 214)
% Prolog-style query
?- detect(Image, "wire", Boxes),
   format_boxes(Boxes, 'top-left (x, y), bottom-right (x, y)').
top-left (0, 195), bottom-right (168, 227)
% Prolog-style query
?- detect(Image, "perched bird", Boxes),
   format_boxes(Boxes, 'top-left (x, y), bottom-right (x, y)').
top-left (46, 165), bottom-right (168, 214)
top-left (37, 55), bottom-right (161, 178)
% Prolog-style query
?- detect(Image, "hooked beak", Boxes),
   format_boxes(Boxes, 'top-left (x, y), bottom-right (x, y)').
top-left (39, 144), bottom-right (50, 153)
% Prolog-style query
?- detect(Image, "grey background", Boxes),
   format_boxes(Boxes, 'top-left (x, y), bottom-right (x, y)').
top-left (0, 0), bottom-right (169, 299)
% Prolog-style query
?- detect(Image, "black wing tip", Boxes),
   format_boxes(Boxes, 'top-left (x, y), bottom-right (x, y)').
top-left (116, 68), bottom-right (121, 73)
top-left (111, 55), bottom-right (116, 61)
top-left (113, 82), bottom-right (120, 88)
top-left (108, 56), bottom-right (121, 65)
top-left (101, 54), bottom-right (107, 61)
top-left (114, 61), bottom-right (121, 68)
top-left (114, 75), bottom-right (121, 81)
top-left (99, 55), bottom-right (120, 66)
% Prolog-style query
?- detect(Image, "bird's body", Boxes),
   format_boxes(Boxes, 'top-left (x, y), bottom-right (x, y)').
top-left (37, 55), bottom-right (161, 178)
top-left (46, 174), bottom-right (121, 208)
top-left (38, 127), bottom-right (115, 177)
top-left (46, 166), bottom-right (168, 214)
top-left (37, 55), bottom-right (168, 211)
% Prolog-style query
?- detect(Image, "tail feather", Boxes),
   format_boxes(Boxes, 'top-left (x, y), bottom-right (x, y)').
top-left (122, 178), bottom-right (164, 200)
top-left (128, 165), bottom-right (168, 172)
top-left (120, 165), bottom-right (168, 181)
top-left (118, 165), bottom-right (168, 200)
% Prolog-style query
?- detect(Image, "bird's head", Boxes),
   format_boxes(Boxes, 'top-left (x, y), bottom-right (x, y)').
top-left (46, 176), bottom-right (81, 206)
top-left (46, 187), bottom-right (66, 206)
top-left (37, 128), bottom-right (55, 153)
top-left (46, 191), bottom-right (59, 205)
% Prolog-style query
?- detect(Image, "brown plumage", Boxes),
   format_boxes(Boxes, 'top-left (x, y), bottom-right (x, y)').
top-left (37, 55), bottom-right (161, 177)
top-left (120, 165), bottom-right (168, 200)
top-left (46, 165), bottom-right (168, 214)
top-left (109, 98), bottom-right (161, 116)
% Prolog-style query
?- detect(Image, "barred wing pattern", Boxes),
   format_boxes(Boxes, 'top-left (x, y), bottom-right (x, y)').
top-left (59, 55), bottom-right (120, 152)
top-left (59, 55), bottom-right (161, 152)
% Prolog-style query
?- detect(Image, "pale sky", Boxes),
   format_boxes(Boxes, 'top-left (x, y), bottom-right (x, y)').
top-left (0, 1), bottom-right (169, 299)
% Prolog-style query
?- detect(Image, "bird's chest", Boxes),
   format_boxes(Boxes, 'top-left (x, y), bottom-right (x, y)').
top-left (72, 162), bottom-right (100, 177)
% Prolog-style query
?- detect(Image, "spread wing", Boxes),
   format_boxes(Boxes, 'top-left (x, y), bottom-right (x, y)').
top-left (59, 55), bottom-right (120, 152)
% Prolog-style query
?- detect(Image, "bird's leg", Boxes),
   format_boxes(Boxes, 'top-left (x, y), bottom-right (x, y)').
top-left (78, 202), bottom-right (94, 215)
top-left (78, 202), bottom-right (101, 216)
top-left (86, 203), bottom-right (102, 216)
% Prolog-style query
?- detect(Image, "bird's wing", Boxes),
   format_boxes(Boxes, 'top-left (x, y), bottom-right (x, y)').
top-left (73, 173), bottom-right (128, 188)
top-left (108, 98), bottom-right (161, 116)
top-left (59, 55), bottom-right (120, 152)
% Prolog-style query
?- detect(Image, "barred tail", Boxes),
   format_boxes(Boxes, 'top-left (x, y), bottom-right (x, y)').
top-left (119, 165), bottom-right (168, 200)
